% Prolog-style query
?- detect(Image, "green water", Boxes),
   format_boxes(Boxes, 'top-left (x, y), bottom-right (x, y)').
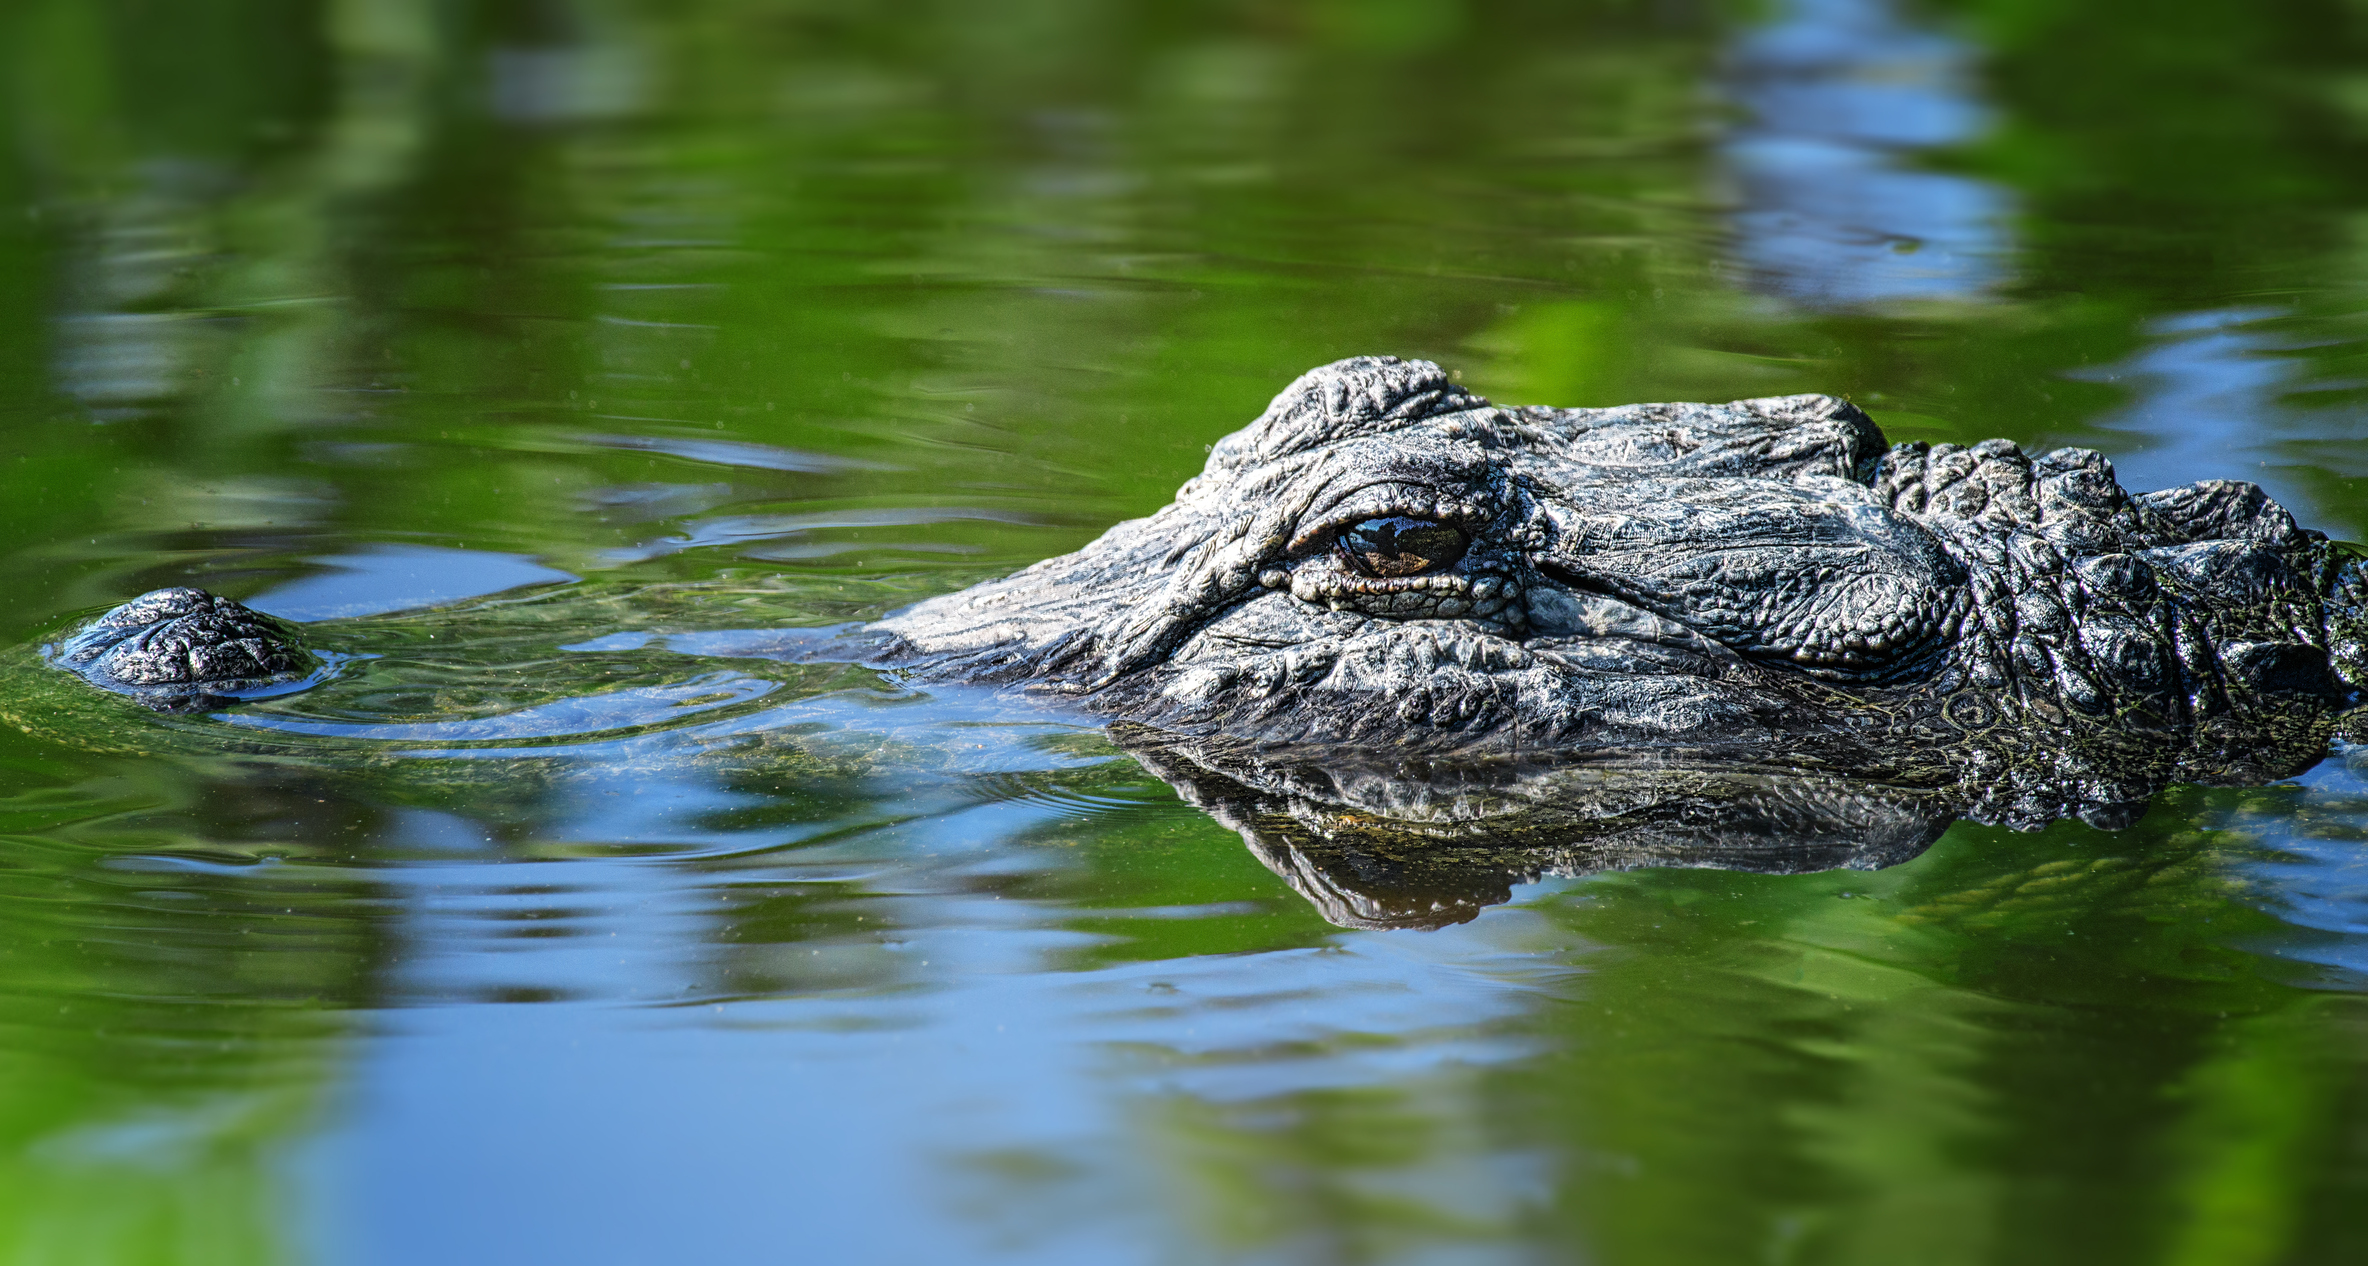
top-left (3, 0), bottom-right (2368, 1262)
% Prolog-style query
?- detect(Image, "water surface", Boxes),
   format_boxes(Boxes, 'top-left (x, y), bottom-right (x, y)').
top-left (3, 0), bottom-right (2367, 1262)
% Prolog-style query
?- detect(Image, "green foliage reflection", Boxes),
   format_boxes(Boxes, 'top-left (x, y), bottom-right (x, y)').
top-left (0, 0), bottom-right (2365, 1261)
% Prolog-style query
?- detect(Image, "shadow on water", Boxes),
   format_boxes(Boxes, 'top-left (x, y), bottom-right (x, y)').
top-left (3, 0), bottom-right (2368, 1262)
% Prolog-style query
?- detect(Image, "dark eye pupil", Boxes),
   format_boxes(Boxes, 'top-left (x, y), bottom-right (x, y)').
top-left (1339, 517), bottom-right (1468, 577)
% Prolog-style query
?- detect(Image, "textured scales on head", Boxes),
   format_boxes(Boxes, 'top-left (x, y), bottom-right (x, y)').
top-left (876, 357), bottom-right (1503, 689)
top-left (51, 587), bottom-right (314, 712)
top-left (872, 355), bottom-right (2367, 824)
top-left (1873, 437), bottom-right (2365, 814)
top-left (1198, 355), bottom-right (1482, 474)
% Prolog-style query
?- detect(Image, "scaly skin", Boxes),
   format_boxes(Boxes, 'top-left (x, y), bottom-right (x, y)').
top-left (51, 587), bottom-right (315, 713)
top-left (874, 357), bottom-right (2367, 825)
top-left (49, 356), bottom-right (2368, 833)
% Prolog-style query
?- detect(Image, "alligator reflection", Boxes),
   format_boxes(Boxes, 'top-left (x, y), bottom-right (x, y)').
top-left (1122, 727), bottom-right (1956, 929)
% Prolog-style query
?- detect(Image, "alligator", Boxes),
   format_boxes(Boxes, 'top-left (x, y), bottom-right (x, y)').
top-left (1120, 724), bottom-right (1964, 928)
top-left (52, 355), bottom-right (2368, 849)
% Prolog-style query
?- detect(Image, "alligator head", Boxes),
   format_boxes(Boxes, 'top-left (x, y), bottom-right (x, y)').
top-left (878, 356), bottom-right (2368, 822)
top-left (878, 357), bottom-right (1958, 742)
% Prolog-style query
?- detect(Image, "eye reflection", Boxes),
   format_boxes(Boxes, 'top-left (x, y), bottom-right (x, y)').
top-left (1338, 517), bottom-right (1468, 577)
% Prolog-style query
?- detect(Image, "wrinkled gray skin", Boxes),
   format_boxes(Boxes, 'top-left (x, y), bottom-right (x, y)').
top-left (52, 587), bottom-right (315, 712)
top-left (878, 356), bottom-right (2368, 826)
top-left (51, 356), bottom-right (2368, 896)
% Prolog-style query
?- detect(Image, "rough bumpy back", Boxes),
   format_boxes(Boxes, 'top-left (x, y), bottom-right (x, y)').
top-left (1875, 438), bottom-right (2360, 811)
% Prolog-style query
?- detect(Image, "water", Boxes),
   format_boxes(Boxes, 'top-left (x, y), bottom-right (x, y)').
top-left (3, 0), bottom-right (2367, 1262)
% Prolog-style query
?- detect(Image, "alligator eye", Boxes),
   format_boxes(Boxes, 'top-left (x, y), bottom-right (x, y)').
top-left (1337, 517), bottom-right (1468, 577)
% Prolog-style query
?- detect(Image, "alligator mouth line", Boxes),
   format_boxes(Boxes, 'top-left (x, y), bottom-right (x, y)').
top-left (1527, 558), bottom-right (1731, 657)
top-left (1533, 557), bottom-right (1640, 606)
top-left (1186, 558), bottom-right (1730, 671)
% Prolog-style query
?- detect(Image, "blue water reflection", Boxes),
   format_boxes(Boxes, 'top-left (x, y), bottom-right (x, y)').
top-left (2066, 307), bottom-right (2368, 540)
top-left (2239, 750), bottom-right (2368, 985)
top-left (251, 545), bottom-right (580, 621)
top-left (1722, 0), bottom-right (2013, 307)
top-left (13, 0), bottom-right (2368, 1259)
top-left (2072, 309), bottom-right (2295, 495)
top-left (220, 528), bottom-right (1561, 1259)
top-left (283, 716), bottom-right (1558, 1264)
